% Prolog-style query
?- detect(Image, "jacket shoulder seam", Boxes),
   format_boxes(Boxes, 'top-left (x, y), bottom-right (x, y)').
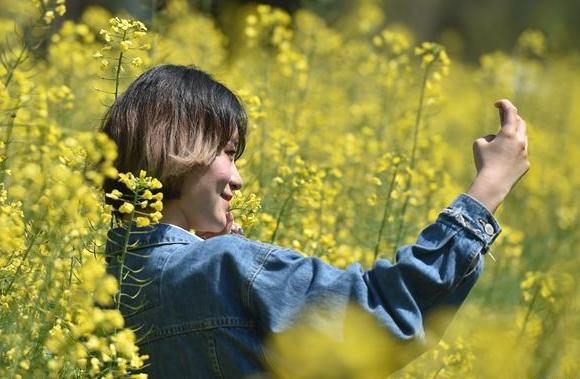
top-left (244, 244), bottom-right (275, 312)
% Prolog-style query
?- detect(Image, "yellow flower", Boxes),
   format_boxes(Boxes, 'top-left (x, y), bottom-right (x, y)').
top-left (135, 217), bottom-right (150, 227)
top-left (151, 201), bottom-right (163, 211)
top-left (141, 189), bottom-right (153, 200)
top-left (19, 360), bottom-right (30, 370)
top-left (149, 211), bottom-right (163, 222)
top-left (371, 176), bottom-right (382, 186)
top-left (112, 329), bottom-right (138, 357)
top-left (55, 4), bottom-right (66, 16)
top-left (44, 11), bottom-right (55, 24)
top-left (422, 53), bottom-right (434, 65)
top-left (105, 189), bottom-right (124, 200)
top-left (118, 202), bottom-right (135, 214)
top-left (131, 57), bottom-right (143, 67)
top-left (120, 40), bottom-right (132, 51)
top-left (150, 178), bottom-right (163, 189)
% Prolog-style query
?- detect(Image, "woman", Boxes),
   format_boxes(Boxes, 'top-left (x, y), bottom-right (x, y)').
top-left (102, 64), bottom-right (529, 378)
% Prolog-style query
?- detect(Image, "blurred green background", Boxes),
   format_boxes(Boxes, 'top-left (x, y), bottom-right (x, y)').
top-left (64, 0), bottom-right (580, 61)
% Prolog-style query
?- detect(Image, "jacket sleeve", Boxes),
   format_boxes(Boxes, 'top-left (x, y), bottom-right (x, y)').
top-left (248, 193), bottom-right (501, 344)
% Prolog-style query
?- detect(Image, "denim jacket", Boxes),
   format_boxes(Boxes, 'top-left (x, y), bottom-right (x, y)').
top-left (104, 193), bottom-right (501, 378)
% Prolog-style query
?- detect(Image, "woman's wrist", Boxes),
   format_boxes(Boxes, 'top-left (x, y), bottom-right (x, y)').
top-left (466, 176), bottom-right (508, 215)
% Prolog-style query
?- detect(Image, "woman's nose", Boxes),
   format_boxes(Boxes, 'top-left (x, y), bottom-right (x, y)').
top-left (230, 164), bottom-right (243, 191)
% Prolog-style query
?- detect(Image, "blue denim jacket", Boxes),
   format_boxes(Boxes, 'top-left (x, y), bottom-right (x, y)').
top-left (104, 193), bottom-right (501, 378)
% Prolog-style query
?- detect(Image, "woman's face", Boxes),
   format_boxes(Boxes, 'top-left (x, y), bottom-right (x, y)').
top-left (174, 135), bottom-right (243, 233)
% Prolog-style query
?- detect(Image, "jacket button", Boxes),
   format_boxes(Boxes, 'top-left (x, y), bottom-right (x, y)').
top-left (484, 223), bottom-right (495, 236)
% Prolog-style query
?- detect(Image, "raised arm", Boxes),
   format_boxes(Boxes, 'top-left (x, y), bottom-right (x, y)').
top-left (250, 194), bottom-right (497, 328)
top-left (248, 98), bottom-right (529, 374)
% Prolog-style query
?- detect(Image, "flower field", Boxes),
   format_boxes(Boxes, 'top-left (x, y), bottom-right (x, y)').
top-left (0, 0), bottom-right (578, 377)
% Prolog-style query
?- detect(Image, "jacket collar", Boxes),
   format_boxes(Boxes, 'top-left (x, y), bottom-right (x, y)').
top-left (105, 223), bottom-right (202, 257)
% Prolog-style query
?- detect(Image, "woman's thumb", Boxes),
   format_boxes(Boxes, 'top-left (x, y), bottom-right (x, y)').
top-left (224, 211), bottom-right (234, 233)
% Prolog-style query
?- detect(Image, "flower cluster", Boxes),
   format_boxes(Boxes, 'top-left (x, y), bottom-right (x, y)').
top-left (32, 0), bottom-right (66, 24)
top-left (44, 259), bottom-right (148, 377)
top-left (95, 17), bottom-right (150, 62)
top-left (153, 0), bottom-right (228, 71)
top-left (414, 41), bottom-right (451, 71)
top-left (244, 5), bottom-right (309, 85)
top-left (516, 29), bottom-right (547, 58)
top-left (372, 27), bottom-right (413, 56)
top-left (520, 271), bottom-right (575, 310)
top-left (230, 191), bottom-right (262, 230)
top-left (93, 17), bottom-right (151, 100)
top-left (414, 42), bottom-right (451, 107)
top-left (106, 170), bottom-right (164, 228)
top-left (0, 186), bottom-right (25, 255)
top-left (244, 4), bottom-right (292, 46)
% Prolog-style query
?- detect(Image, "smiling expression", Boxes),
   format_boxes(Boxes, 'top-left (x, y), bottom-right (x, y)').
top-left (174, 134), bottom-right (243, 233)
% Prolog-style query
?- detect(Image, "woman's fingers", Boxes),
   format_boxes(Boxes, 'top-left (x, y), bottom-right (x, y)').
top-left (226, 212), bottom-right (244, 235)
top-left (230, 223), bottom-right (245, 235)
top-left (494, 99), bottom-right (519, 135)
top-left (224, 211), bottom-right (234, 233)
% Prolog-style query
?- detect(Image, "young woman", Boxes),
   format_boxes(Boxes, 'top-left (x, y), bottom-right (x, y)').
top-left (102, 64), bottom-right (529, 378)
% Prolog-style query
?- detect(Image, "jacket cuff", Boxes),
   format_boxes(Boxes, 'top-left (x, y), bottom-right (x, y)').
top-left (438, 193), bottom-right (502, 254)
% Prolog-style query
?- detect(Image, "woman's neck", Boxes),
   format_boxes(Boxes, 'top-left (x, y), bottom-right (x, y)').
top-left (157, 200), bottom-right (190, 230)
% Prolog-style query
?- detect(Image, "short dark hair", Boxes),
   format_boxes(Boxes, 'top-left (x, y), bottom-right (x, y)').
top-left (100, 64), bottom-right (247, 219)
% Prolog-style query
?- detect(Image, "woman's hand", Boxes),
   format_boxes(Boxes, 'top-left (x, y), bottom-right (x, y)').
top-left (467, 99), bottom-right (530, 214)
top-left (195, 212), bottom-right (244, 240)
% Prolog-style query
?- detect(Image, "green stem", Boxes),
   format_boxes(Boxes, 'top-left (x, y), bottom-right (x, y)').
top-left (482, 255), bottom-right (502, 306)
top-left (3, 46), bottom-right (27, 88)
top-left (431, 366), bottom-right (444, 379)
top-left (517, 284), bottom-right (541, 341)
top-left (391, 64), bottom-right (431, 259)
top-left (410, 63), bottom-right (430, 170)
top-left (116, 192), bottom-right (138, 311)
top-left (114, 30), bottom-right (128, 100)
top-left (270, 187), bottom-right (296, 244)
top-left (377, 77), bottom-right (393, 143)
top-left (0, 100), bottom-right (20, 186)
top-left (373, 165), bottom-right (399, 261)
top-left (3, 227), bottom-right (42, 295)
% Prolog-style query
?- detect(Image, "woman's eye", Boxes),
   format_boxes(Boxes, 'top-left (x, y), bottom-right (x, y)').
top-left (225, 150), bottom-right (236, 158)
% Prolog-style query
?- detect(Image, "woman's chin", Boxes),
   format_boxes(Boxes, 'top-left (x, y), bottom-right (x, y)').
top-left (192, 212), bottom-right (229, 236)
top-left (210, 215), bottom-right (229, 232)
